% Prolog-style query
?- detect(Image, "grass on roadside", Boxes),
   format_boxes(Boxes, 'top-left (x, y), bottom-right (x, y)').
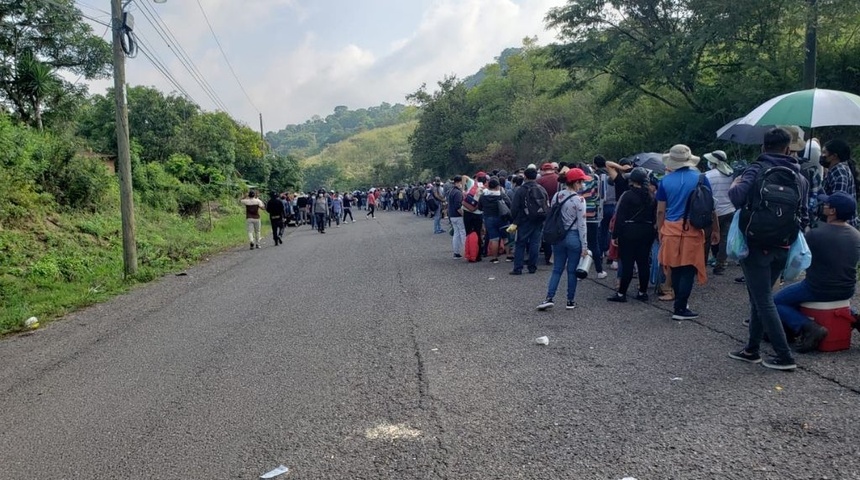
top-left (0, 201), bottom-right (262, 335)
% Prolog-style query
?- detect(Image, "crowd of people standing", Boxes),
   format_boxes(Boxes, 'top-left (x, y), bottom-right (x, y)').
top-left (239, 126), bottom-right (860, 372)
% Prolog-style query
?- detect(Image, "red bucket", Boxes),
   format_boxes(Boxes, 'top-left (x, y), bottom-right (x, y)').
top-left (800, 301), bottom-right (854, 352)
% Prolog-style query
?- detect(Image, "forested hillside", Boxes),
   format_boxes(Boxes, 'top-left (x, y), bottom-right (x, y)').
top-left (407, 2), bottom-right (860, 178)
top-left (266, 103), bottom-right (419, 159)
top-left (300, 121), bottom-right (417, 191)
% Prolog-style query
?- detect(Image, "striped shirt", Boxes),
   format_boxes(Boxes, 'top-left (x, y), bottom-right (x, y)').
top-left (705, 169), bottom-right (736, 217)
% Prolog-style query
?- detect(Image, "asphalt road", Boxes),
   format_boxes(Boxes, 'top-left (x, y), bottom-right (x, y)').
top-left (1, 210), bottom-right (859, 480)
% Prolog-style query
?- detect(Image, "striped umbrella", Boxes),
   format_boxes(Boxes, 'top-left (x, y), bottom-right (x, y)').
top-left (735, 88), bottom-right (860, 128)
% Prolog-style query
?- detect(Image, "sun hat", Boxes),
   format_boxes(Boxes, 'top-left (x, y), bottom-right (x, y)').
top-left (662, 144), bottom-right (700, 171)
top-left (779, 125), bottom-right (806, 152)
top-left (565, 168), bottom-right (592, 183)
top-left (703, 150), bottom-right (734, 176)
top-left (818, 192), bottom-right (856, 221)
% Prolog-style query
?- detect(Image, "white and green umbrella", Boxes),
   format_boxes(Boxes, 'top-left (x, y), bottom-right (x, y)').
top-left (735, 88), bottom-right (860, 128)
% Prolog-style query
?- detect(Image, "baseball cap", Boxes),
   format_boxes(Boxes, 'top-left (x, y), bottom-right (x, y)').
top-left (818, 192), bottom-right (856, 221)
top-left (565, 168), bottom-right (592, 183)
top-left (541, 163), bottom-right (554, 171)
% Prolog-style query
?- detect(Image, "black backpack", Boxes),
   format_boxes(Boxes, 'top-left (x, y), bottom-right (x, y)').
top-left (682, 174), bottom-right (715, 230)
top-left (542, 192), bottom-right (578, 244)
top-left (523, 183), bottom-right (549, 221)
top-left (740, 165), bottom-right (802, 247)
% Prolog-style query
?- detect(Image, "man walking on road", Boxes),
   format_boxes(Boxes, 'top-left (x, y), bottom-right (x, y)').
top-left (241, 190), bottom-right (266, 249)
top-left (266, 191), bottom-right (286, 245)
top-left (728, 128), bottom-right (809, 371)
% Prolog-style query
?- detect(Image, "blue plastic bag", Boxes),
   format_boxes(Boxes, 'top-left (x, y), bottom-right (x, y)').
top-left (727, 210), bottom-right (749, 261)
top-left (783, 232), bottom-right (812, 281)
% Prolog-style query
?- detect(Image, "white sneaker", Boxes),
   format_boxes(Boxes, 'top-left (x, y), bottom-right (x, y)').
top-left (536, 299), bottom-right (554, 311)
top-left (596, 271), bottom-right (608, 279)
top-left (610, 261), bottom-right (618, 270)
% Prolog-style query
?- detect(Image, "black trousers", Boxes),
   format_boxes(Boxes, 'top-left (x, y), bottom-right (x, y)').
top-left (343, 208), bottom-right (354, 222)
top-left (270, 218), bottom-right (283, 242)
top-left (315, 213), bottom-right (326, 232)
top-left (463, 212), bottom-right (484, 260)
top-left (618, 232), bottom-right (653, 295)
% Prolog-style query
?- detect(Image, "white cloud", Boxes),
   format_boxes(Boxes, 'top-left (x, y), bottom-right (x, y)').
top-left (78, 0), bottom-right (564, 131)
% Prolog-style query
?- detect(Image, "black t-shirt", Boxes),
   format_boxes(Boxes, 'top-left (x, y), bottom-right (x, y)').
top-left (805, 223), bottom-right (860, 300)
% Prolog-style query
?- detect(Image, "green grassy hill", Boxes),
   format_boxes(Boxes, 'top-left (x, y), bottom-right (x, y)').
top-left (300, 121), bottom-right (417, 190)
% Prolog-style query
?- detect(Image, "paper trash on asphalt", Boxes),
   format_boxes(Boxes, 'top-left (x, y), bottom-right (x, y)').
top-left (260, 465), bottom-right (289, 478)
top-left (671, 377), bottom-right (683, 381)
top-left (488, 277), bottom-right (496, 280)
top-left (535, 336), bottom-right (549, 346)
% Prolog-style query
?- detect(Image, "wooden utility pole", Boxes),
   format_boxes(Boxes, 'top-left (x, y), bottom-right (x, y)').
top-left (111, 0), bottom-right (138, 276)
top-left (803, 0), bottom-right (818, 89)
top-left (259, 113), bottom-right (265, 143)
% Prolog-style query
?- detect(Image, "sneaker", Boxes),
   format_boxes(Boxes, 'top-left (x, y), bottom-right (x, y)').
top-left (454, 254), bottom-right (462, 258)
top-left (607, 293), bottom-right (627, 303)
top-left (796, 322), bottom-right (828, 353)
top-left (634, 292), bottom-right (649, 302)
top-left (762, 356), bottom-right (797, 371)
top-left (509, 270), bottom-right (522, 276)
top-left (255, 244), bottom-right (261, 249)
top-left (505, 256), bottom-right (514, 262)
top-left (672, 308), bottom-right (699, 320)
top-left (610, 261), bottom-right (619, 270)
top-left (250, 243), bottom-right (255, 250)
top-left (713, 266), bottom-right (725, 276)
top-left (596, 271), bottom-right (608, 279)
top-left (734, 276), bottom-right (746, 284)
top-left (566, 300), bottom-right (576, 310)
top-left (545, 260), bottom-right (553, 266)
top-left (527, 268), bottom-right (537, 274)
top-left (536, 298), bottom-right (554, 311)
top-left (728, 349), bottom-right (762, 364)
top-left (490, 258), bottom-right (499, 264)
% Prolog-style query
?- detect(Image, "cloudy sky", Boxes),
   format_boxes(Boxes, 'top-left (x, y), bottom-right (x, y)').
top-left (74, 0), bottom-right (564, 132)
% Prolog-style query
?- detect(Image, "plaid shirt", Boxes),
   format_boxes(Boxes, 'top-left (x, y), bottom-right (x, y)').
top-left (823, 162), bottom-right (858, 226)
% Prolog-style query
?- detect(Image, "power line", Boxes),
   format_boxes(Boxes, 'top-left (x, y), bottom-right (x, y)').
top-left (135, 34), bottom-right (199, 106)
top-left (133, 0), bottom-right (232, 114)
top-left (195, 0), bottom-right (261, 114)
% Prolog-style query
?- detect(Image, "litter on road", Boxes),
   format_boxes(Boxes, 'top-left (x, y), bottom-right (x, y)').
top-left (260, 464), bottom-right (289, 478)
top-left (535, 336), bottom-right (549, 346)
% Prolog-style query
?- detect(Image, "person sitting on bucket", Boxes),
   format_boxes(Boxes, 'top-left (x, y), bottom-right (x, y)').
top-left (774, 191), bottom-right (860, 352)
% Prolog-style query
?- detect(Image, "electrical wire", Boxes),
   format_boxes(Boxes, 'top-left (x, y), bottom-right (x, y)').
top-left (195, 0), bottom-right (261, 114)
top-left (135, 34), bottom-right (199, 105)
top-left (134, 0), bottom-right (232, 114)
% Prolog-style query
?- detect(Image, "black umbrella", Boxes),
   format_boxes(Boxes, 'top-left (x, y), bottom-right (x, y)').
top-left (631, 152), bottom-right (665, 175)
top-left (716, 117), bottom-right (773, 144)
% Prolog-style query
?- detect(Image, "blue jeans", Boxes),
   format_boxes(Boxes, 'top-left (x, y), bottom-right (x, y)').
top-left (513, 220), bottom-right (543, 272)
top-left (433, 203), bottom-right (443, 232)
top-left (484, 215), bottom-right (504, 240)
top-left (774, 280), bottom-right (818, 334)
top-left (545, 230), bottom-right (583, 301)
top-left (671, 265), bottom-right (697, 313)
top-left (741, 247), bottom-right (793, 361)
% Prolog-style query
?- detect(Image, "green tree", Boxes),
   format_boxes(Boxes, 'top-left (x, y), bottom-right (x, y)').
top-left (0, 0), bottom-right (111, 127)
top-left (407, 76), bottom-right (476, 176)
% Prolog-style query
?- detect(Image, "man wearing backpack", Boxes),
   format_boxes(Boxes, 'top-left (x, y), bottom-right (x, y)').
top-left (510, 167), bottom-right (549, 275)
top-left (656, 145), bottom-right (719, 321)
top-left (727, 128), bottom-right (810, 371)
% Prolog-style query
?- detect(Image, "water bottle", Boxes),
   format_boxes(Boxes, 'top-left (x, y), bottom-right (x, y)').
top-left (576, 250), bottom-right (593, 279)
